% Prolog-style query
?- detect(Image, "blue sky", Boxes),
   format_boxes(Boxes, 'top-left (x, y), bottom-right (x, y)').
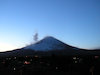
top-left (0, 0), bottom-right (100, 51)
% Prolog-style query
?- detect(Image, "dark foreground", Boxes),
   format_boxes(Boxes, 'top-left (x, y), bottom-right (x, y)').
top-left (0, 55), bottom-right (100, 75)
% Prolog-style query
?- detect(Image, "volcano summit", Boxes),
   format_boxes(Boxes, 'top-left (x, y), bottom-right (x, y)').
top-left (24, 36), bottom-right (74, 51)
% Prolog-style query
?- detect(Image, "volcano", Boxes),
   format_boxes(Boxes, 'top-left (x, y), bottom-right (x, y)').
top-left (0, 36), bottom-right (100, 57)
top-left (24, 36), bottom-right (75, 51)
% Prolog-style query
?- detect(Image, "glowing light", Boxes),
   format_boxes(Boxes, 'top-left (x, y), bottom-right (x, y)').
top-left (75, 61), bottom-right (78, 63)
top-left (24, 61), bottom-right (30, 64)
top-left (73, 57), bottom-right (77, 60)
top-left (56, 67), bottom-right (58, 70)
top-left (26, 56), bottom-right (28, 58)
top-left (34, 55), bottom-right (38, 58)
top-left (14, 68), bottom-right (16, 70)
top-left (95, 56), bottom-right (99, 59)
top-left (14, 57), bottom-right (17, 59)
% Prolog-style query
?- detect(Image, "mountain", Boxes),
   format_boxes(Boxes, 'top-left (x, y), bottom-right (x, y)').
top-left (24, 36), bottom-right (75, 51)
top-left (0, 36), bottom-right (100, 57)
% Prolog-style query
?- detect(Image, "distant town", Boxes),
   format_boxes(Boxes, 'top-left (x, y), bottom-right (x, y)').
top-left (0, 55), bottom-right (100, 75)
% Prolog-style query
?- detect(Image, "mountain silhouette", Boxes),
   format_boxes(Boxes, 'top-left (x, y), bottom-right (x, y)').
top-left (24, 36), bottom-right (75, 51)
top-left (0, 36), bottom-right (100, 57)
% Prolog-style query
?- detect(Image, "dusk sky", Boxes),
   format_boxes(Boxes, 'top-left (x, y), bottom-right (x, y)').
top-left (0, 0), bottom-right (100, 51)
